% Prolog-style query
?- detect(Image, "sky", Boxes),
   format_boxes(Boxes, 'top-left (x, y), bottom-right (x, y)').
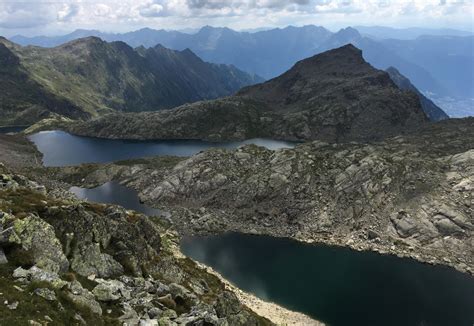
top-left (0, 0), bottom-right (473, 37)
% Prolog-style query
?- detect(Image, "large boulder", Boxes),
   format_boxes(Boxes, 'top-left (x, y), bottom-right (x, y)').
top-left (3, 214), bottom-right (69, 273)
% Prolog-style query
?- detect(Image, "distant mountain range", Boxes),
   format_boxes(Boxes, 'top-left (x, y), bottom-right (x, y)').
top-left (10, 25), bottom-right (473, 107)
top-left (354, 26), bottom-right (473, 40)
top-left (0, 37), bottom-right (261, 125)
top-left (64, 45), bottom-right (430, 143)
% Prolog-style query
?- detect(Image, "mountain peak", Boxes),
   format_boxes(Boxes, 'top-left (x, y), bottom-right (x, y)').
top-left (337, 27), bottom-right (361, 38)
top-left (58, 36), bottom-right (104, 48)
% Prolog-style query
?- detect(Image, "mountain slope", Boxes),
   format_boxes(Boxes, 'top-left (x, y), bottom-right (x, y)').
top-left (0, 40), bottom-right (88, 126)
top-left (386, 67), bottom-right (449, 121)
top-left (381, 36), bottom-right (474, 99)
top-left (11, 25), bottom-right (333, 80)
top-left (0, 37), bottom-right (262, 124)
top-left (315, 28), bottom-right (449, 98)
top-left (11, 25), bottom-right (471, 104)
top-left (62, 45), bottom-right (429, 143)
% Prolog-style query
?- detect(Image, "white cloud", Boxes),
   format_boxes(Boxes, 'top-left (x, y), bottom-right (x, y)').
top-left (0, 0), bottom-right (472, 35)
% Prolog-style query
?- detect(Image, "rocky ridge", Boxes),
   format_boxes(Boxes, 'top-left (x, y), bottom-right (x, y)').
top-left (54, 118), bottom-right (474, 275)
top-left (0, 36), bottom-right (261, 125)
top-left (0, 164), bottom-right (273, 325)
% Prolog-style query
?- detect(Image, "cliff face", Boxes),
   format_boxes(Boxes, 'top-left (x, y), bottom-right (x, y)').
top-left (62, 45), bottom-right (429, 143)
top-left (0, 164), bottom-right (271, 325)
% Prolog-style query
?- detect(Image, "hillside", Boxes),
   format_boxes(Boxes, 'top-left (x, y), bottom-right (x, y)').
top-left (386, 67), bottom-right (449, 121)
top-left (0, 37), bottom-right (261, 125)
top-left (60, 45), bottom-right (429, 143)
top-left (10, 25), bottom-right (473, 108)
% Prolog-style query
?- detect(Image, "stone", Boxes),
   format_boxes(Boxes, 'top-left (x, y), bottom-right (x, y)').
top-left (157, 294), bottom-right (176, 310)
top-left (168, 283), bottom-right (198, 306)
top-left (161, 309), bottom-right (177, 319)
top-left (64, 282), bottom-right (102, 315)
top-left (13, 266), bottom-right (68, 289)
top-left (92, 279), bottom-right (126, 302)
top-left (8, 215), bottom-right (69, 274)
top-left (140, 320), bottom-right (159, 326)
top-left (34, 288), bottom-right (57, 301)
top-left (71, 243), bottom-right (124, 278)
top-left (214, 291), bottom-right (242, 318)
top-left (7, 301), bottom-right (18, 310)
top-left (119, 304), bottom-right (139, 326)
top-left (148, 307), bottom-right (163, 319)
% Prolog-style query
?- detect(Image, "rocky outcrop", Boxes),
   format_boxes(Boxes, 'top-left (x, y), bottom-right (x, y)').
top-left (0, 165), bottom-right (271, 325)
top-left (46, 44), bottom-right (429, 143)
top-left (59, 118), bottom-right (474, 275)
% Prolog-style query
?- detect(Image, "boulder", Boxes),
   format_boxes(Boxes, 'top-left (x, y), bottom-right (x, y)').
top-left (5, 215), bottom-right (69, 273)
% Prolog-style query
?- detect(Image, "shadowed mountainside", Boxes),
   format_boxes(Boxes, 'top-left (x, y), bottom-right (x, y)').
top-left (55, 45), bottom-right (429, 143)
top-left (0, 37), bottom-right (262, 125)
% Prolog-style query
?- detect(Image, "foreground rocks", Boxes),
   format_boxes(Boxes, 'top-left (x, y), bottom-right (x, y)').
top-left (57, 118), bottom-right (474, 275)
top-left (0, 165), bottom-right (271, 325)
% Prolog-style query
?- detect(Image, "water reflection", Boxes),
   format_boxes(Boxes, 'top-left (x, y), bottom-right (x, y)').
top-left (181, 233), bottom-right (474, 326)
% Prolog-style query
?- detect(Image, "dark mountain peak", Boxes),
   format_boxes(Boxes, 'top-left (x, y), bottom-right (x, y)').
top-left (290, 44), bottom-right (366, 74)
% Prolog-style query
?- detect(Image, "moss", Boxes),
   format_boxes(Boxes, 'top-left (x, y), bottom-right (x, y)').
top-left (0, 263), bottom-right (121, 325)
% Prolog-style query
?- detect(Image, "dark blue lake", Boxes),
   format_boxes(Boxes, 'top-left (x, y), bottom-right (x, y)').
top-left (0, 126), bottom-right (27, 133)
top-left (181, 233), bottom-right (474, 326)
top-left (71, 181), bottom-right (474, 326)
top-left (28, 130), bottom-right (295, 167)
top-left (70, 181), bottom-right (161, 216)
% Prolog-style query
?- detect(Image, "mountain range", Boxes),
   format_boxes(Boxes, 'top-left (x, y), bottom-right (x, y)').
top-left (0, 36), bottom-right (261, 125)
top-left (9, 25), bottom-right (474, 106)
top-left (63, 45), bottom-right (429, 143)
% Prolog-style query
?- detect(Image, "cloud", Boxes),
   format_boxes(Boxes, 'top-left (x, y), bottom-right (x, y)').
top-left (0, 0), bottom-right (472, 35)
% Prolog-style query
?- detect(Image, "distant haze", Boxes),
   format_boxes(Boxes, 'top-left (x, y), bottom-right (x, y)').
top-left (0, 0), bottom-right (472, 37)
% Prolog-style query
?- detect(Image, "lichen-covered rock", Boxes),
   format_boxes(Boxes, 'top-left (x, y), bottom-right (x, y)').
top-left (92, 279), bottom-right (127, 302)
top-left (3, 214), bottom-right (69, 273)
top-left (33, 288), bottom-right (57, 301)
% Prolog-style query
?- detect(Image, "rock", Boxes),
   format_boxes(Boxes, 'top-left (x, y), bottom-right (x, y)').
top-left (34, 288), bottom-right (57, 301)
top-left (71, 243), bottom-right (124, 278)
top-left (140, 320), bottom-right (159, 326)
top-left (92, 279), bottom-right (127, 302)
top-left (13, 266), bottom-right (68, 289)
top-left (119, 304), bottom-right (139, 325)
top-left (214, 291), bottom-right (242, 318)
top-left (161, 309), bottom-right (177, 319)
top-left (168, 283), bottom-right (198, 306)
top-left (64, 282), bottom-right (102, 315)
top-left (157, 294), bottom-right (176, 310)
top-left (157, 317), bottom-right (178, 326)
top-left (28, 321), bottom-right (42, 326)
top-left (7, 301), bottom-right (18, 310)
top-left (148, 307), bottom-right (163, 319)
top-left (6, 215), bottom-right (69, 273)
top-left (367, 229), bottom-right (381, 240)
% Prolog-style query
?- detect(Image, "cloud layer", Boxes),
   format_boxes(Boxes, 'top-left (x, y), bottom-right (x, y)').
top-left (0, 0), bottom-right (472, 35)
